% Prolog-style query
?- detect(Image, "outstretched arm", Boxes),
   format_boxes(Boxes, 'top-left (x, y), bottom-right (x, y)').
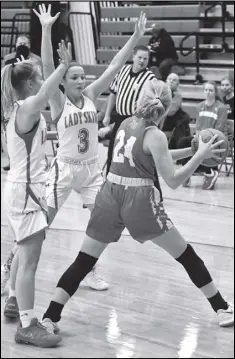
top-left (33, 3), bottom-right (65, 119)
top-left (18, 41), bottom-right (71, 133)
top-left (84, 12), bottom-right (147, 103)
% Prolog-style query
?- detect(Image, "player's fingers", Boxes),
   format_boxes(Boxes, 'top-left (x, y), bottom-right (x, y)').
top-left (211, 155), bottom-right (223, 161)
top-left (211, 139), bottom-right (224, 148)
top-left (42, 3), bottom-right (47, 13)
top-left (57, 49), bottom-right (62, 59)
top-left (67, 42), bottom-right (72, 55)
top-left (212, 148), bottom-right (226, 153)
top-left (54, 12), bottom-right (60, 21)
top-left (198, 134), bottom-right (203, 143)
top-left (209, 134), bottom-right (218, 143)
top-left (32, 9), bottom-right (40, 17)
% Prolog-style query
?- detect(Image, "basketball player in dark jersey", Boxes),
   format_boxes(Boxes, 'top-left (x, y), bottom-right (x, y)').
top-left (41, 79), bottom-right (233, 334)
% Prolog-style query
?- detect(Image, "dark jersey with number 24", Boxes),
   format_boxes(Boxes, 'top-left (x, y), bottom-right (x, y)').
top-left (110, 116), bottom-right (157, 181)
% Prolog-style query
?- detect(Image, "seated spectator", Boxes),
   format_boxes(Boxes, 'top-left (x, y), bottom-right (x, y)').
top-left (2, 34), bottom-right (42, 69)
top-left (177, 81), bottom-right (228, 190)
top-left (220, 76), bottom-right (234, 121)
top-left (162, 73), bottom-right (191, 149)
top-left (148, 25), bottom-right (185, 81)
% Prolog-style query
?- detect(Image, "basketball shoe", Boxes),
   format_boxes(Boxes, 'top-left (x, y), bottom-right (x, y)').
top-left (202, 169), bottom-right (219, 190)
top-left (217, 303), bottom-right (234, 327)
top-left (4, 296), bottom-right (19, 318)
top-left (41, 318), bottom-right (60, 334)
top-left (83, 265), bottom-right (109, 291)
top-left (15, 318), bottom-right (62, 347)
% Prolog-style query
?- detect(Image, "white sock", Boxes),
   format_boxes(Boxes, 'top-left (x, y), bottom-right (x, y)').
top-left (19, 309), bottom-right (35, 328)
top-left (9, 288), bottom-right (16, 297)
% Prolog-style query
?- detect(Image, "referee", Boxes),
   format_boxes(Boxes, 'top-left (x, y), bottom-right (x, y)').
top-left (101, 45), bottom-right (163, 201)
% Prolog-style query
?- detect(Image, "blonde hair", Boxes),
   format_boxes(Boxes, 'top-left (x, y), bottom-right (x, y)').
top-left (135, 78), bottom-right (172, 126)
top-left (1, 60), bottom-right (38, 116)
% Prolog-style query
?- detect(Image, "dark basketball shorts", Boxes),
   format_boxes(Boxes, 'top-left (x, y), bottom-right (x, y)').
top-left (86, 180), bottom-right (173, 244)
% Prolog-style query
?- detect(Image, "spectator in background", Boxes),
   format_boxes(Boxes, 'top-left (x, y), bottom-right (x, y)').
top-left (161, 73), bottom-right (191, 149)
top-left (177, 81), bottom-right (228, 190)
top-left (2, 34), bottom-right (42, 68)
top-left (220, 76), bottom-right (234, 120)
top-left (148, 25), bottom-right (184, 81)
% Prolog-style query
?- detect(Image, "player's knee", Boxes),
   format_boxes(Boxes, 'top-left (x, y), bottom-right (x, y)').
top-left (176, 244), bottom-right (212, 288)
top-left (176, 244), bottom-right (200, 264)
top-left (57, 251), bottom-right (98, 296)
top-left (18, 233), bottom-right (44, 272)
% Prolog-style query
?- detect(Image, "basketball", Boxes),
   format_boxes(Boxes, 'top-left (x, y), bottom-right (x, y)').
top-left (191, 128), bottom-right (229, 167)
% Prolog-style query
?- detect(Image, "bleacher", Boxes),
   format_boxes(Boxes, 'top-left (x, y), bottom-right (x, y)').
top-left (1, 4), bottom-right (31, 60)
top-left (1, 1), bottom-right (234, 121)
top-left (90, 1), bottom-right (234, 119)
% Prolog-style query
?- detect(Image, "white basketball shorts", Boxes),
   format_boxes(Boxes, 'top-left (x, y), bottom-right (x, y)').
top-left (3, 180), bottom-right (48, 243)
top-left (46, 155), bottom-right (103, 210)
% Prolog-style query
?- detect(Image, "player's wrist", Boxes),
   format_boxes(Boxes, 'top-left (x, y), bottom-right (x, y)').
top-left (194, 150), bottom-right (205, 161)
top-left (42, 24), bottom-right (52, 32)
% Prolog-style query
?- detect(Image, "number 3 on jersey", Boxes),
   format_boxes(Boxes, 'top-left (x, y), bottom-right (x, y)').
top-left (113, 130), bottom-right (136, 167)
top-left (78, 128), bottom-right (89, 154)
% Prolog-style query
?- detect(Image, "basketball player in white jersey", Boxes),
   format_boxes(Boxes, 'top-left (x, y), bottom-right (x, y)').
top-left (1, 4), bottom-right (148, 304)
top-left (1, 41), bottom-right (71, 347)
top-left (39, 5), bottom-right (147, 291)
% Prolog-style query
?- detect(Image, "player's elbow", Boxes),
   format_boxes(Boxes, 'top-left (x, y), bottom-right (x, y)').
top-left (169, 181), bottom-right (179, 190)
top-left (164, 177), bottom-right (179, 190)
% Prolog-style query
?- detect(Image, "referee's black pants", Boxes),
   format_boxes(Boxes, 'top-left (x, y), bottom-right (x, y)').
top-left (106, 114), bottom-right (163, 202)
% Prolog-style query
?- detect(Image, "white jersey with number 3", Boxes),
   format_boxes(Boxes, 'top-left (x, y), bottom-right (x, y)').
top-left (56, 95), bottom-right (98, 161)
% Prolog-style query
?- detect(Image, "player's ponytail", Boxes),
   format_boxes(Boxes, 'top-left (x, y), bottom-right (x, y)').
top-left (135, 78), bottom-right (172, 126)
top-left (1, 64), bottom-right (16, 118)
top-left (1, 60), bottom-right (38, 118)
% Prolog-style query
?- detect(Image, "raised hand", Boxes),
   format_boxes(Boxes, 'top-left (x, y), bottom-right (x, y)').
top-left (16, 55), bottom-right (26, 63)
top-left (57, 40), bottom-right (72, 67)
top-left (134, 11), bottom-right (147, 38)
top-left (33, 3), bottom-right (60, 27)
top-left (198, 134), bottom-right (226, 160)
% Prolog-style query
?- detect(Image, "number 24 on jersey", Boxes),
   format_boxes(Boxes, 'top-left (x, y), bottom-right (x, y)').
top-left (113, 130), bottom-right (136, 167)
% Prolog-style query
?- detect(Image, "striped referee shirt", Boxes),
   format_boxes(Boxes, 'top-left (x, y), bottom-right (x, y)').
top-left (109, 64), bottom-right (156, 116)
